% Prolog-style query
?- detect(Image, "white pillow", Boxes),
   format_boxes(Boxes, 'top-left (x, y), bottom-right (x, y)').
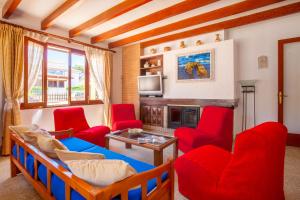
top-left (9, 124), bottom-right (39, 139)
top-left (55, 149), bottom-right (105, 163)
top-left (24, 131), bottom-right (68, 158)
top-left (65, 160), bottom-right (137, 186)
top-left (23, 129), bottom-right (52, 147)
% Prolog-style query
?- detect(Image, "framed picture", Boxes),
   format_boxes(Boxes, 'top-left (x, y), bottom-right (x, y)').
top-left (177, 49), bottom-right (214, 81)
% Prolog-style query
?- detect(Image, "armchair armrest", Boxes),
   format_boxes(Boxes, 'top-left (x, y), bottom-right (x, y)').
top-left (48, 128), bottom-right (74, 138)
top-left (175, 145), bottom-right (231, 199)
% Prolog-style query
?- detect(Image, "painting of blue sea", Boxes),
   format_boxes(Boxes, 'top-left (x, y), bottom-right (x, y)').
top-left (177, 50), bottom-right (214, 80)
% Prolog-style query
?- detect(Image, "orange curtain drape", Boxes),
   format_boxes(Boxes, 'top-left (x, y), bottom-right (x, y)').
top-left (0, 24), bottom-right (24, 155)
top-left (103, 51), bottom-right (112, 127)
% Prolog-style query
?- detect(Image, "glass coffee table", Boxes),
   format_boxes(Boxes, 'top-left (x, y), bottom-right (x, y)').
top-left (105, 129), bottom-right (178, 166)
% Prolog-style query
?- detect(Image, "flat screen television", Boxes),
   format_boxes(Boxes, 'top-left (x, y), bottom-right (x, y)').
top-left (138, 75), bottom-right (163, 96)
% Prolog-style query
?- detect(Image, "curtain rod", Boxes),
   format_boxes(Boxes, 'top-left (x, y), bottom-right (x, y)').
top-left (0, 20), bottom-right (116, 53)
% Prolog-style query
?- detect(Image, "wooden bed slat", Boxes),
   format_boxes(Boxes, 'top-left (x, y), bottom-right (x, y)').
top-left (34, 158), bottom-right (38, 180)
top-left (47, 169), bottom-right (51, 194)
top-left (142, 182), bottom-right (148, 199)
top-left (65, 184), bottom-right (71, 200)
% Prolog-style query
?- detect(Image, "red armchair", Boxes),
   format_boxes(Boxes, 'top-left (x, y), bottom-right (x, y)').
top-left (111, 104), bottom-right (143, 131)
top-left (175, 122), bottom-right (287, 200)
top-left (53, 107), bottom-right (110, 147)
top-left (174, 106), bottom-right (233, 153)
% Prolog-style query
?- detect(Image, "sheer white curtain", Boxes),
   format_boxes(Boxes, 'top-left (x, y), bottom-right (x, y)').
top-left (21, 31), bottom-right (48, 98)
top-left (84, 46), bottom-right (112, 126)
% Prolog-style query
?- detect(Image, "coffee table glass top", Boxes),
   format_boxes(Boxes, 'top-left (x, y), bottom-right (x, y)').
top-left (110, 129), bottom-right (173, 146)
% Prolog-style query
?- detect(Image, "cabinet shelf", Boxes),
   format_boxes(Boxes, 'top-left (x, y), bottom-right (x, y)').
top-left (140, 54), bottom-right (163, 76)
top-left (140, 66), bottom-right (162, 70)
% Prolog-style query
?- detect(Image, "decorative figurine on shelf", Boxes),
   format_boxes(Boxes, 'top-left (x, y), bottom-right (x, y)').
top-left (146, 71), bottom-right (151, 75)
top-left (164, 46), bottom-right (171, 52)
top-left (157, 59), bottom-right (161, 67)
top-left (144, 61), bottom-right (149, 68)
top-left (215, 34), bottom-right (221, 42)
top-left (196, 40), bottom-right (203, 46)
top-left (150, 48), bottom-right (157, 54)
top-left (180, 41), bottom-right (186, 48)
top-left (151, 64), bottom-right (156, 67)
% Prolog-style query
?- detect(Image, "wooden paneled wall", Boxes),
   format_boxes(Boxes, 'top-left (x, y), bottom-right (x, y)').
top-left (122, 44), bottom-right (141, 118)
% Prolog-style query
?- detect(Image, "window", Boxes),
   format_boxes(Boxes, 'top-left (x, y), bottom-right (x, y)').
top-left (71, 53), bottom-right (86, 102)
top-left (22, 38), bottom-right (102, 109)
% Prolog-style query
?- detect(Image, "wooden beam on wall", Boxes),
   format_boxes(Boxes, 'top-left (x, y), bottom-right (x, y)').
top-left (108, 0), bottom-right (283, 48)
top-left (41, 0), bottom-right (80, 30)
top-left (91, 0), bottom-right (218, 44)
top-left (2, 0), bottom-right (22, 19)
top-left (138, 2), bottom-right (300, 48)
top-left (69, 0), bottom-right (152, 38)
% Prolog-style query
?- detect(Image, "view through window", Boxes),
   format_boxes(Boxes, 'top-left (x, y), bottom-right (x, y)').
top-left (47, 46), bottom-right (69, 106)
top-left (71, 53), bottom-right (86, 101)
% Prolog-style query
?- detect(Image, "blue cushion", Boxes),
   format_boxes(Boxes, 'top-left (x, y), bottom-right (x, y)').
top-left (60, 137), bottom-right (94, 152)
top-left (12, 146), bottom-right (35, 177)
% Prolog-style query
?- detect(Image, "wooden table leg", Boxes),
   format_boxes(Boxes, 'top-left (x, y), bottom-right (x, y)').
top-left (173, 140), bottom-right (178, 160)
top-left (154, 150), bottom-right (163, 166)
top-left (105, 137), bottom-right (110, 149)
top-left (125, 143), bottom-right (132, 149)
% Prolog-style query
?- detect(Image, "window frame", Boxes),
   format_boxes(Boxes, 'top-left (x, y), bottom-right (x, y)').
top-left (21, 37), bottom-right (102, 110)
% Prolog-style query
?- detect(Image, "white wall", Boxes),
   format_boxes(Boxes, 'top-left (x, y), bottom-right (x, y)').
top-left (162, 40), bottom-right (236, 99)
top-left (20, 105), bottom-right (103, 131)
top-left (228, 12), bottom-right (300, 133)
top-left (142, 31), bottom-right (237, 99)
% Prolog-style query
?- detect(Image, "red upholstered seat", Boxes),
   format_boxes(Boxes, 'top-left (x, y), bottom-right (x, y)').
top-left (174, 106), bottom-right (234, 153)
top-left (175, 122), bottom-right (287, 200)
top-left (111, 104), bottom-right (143, 131)
top-left (75, 126), bottom-right (110, 147)
top-left (53, 107), bottom-right (110, 147)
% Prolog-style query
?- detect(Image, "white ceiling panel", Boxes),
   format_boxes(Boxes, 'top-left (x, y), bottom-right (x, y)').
top-left (54, 0), bottom-right (124, 29)
top-left (84, 0), bottom-right (184, 36)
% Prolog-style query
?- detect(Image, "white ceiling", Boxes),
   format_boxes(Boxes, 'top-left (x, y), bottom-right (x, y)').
top-left (0, 0), bottom-right (299, 48)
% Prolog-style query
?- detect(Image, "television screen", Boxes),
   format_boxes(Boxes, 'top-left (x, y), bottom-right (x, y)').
top-left (138, 75), bottom-right (162, 96)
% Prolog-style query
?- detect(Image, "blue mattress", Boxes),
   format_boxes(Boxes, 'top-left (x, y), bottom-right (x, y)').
top-left (12, 137), bottom-right (167, 200)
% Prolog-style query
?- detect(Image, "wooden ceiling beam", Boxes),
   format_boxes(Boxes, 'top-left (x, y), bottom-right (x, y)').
top-left (108, 0), bottom-right (284, 48)
top-left (69, 0), bottom-right (152, 38)
top-left (2, 0), bottom-right (22, 19)
top-left (91, 0), bottom-right (218, 44)
top-left (139, 2), bottom-right (300, 48)
top-left (41, 0), bottom-right (80, 30)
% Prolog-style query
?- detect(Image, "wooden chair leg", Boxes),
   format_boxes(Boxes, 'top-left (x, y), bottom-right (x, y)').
top-left (125, 143), bottom-right (132, 149)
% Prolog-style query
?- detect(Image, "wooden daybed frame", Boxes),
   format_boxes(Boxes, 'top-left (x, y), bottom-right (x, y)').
top-left (10, 130), bottom-right (174, 200)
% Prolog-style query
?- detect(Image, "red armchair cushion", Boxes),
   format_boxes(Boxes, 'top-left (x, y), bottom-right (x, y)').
top-left (175, 145), bottom-right (232, 200)
top-left (175, 106), bottom-right (233, 153)
top-left (75, 126), bottom-right (110, 147)
top-left (53, 107), bottom-right (110, 147)
top-left (111, 104), bottom-right (136, 122)
top-left (218, 122), bottom-right (287, 200)
top-left (175, 122), bottom-right (287, 200)
top-left (111, 104), bottom-right (143, 131)
top-left (112, 120), bottom-right (143, 131)
top-left (54, 107), bottom-right (89, 133)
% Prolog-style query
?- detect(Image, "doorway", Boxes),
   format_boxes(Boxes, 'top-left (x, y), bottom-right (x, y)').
top-left (278, 37), bottom-right (300, 145)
